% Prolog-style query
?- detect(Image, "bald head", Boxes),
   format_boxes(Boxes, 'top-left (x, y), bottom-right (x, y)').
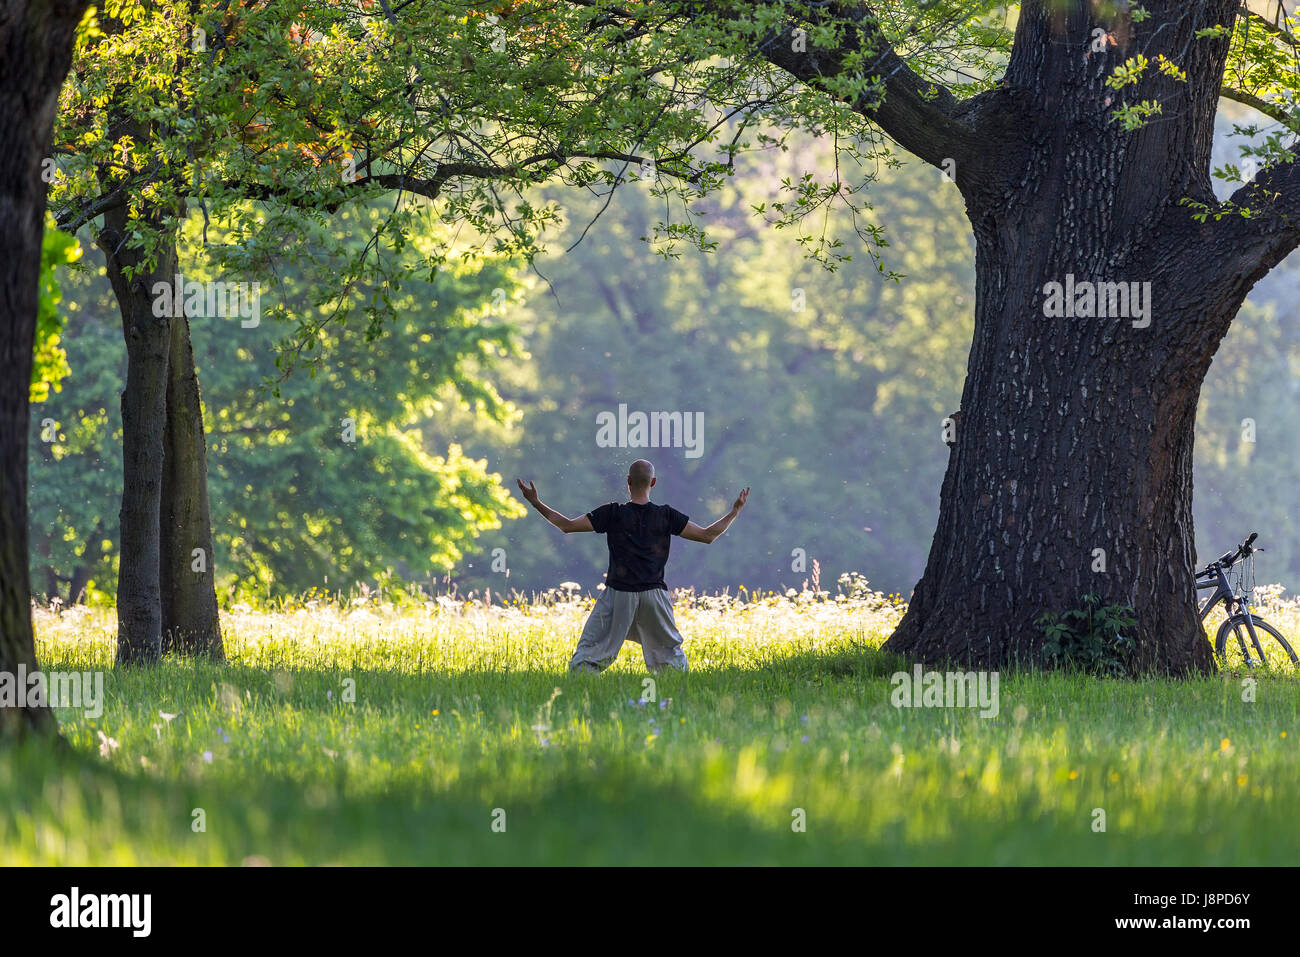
top-left (628, 459), bottom-right (656, 493)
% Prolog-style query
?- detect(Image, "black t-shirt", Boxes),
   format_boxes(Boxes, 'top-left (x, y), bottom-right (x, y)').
top-left (586, 501), bottom-right (690, 591)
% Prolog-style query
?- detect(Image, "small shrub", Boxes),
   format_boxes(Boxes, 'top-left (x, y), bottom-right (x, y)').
top-left (1035, 594), bottom-right (1137, 676)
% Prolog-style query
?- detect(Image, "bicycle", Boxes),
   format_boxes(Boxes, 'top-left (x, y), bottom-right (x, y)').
top-left (1197, 532), bottom-right (1298, 668)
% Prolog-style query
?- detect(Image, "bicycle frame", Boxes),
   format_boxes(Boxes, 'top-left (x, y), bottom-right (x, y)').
top-left (1196, 566), bottom-right (1233, 621)
top-left (1197, 563), bottom-right (1266, 660)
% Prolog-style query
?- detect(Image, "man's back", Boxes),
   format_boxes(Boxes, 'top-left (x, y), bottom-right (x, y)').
top-left (587, 501), bottom-right (689, 591)
top-left (514, 464), bottom-right (746, 672)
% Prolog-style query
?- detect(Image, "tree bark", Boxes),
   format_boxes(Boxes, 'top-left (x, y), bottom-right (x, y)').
top-left (0, 0), bottom-right (91, 738)
top-left (97, 203), bottom-right (175, 666)
top-left (880, 0), bottom-right (1245, 674)
top-left (885, 249), bottom-right (1218, 673)
top-left (160, 313), bottom-right (225, 659)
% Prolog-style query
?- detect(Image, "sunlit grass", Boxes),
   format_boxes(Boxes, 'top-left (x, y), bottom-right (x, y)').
top-left (4, 585), bottom-right (1298, 864)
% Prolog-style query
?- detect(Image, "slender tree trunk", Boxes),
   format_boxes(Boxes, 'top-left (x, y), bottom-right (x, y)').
top-left (98, 204), bottom-right (175, 666)
top-left (0, 0), bottom-right (90, 739)
top-left (160, 313), bottom-right (224, 659)
top-left (99, 249), bottom-right (225, 659)
top-left (67, 565), bottom-right (91, 606)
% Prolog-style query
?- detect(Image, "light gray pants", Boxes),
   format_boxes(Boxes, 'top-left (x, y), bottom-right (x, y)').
top-left (569, 587), bottom-right (689, 673)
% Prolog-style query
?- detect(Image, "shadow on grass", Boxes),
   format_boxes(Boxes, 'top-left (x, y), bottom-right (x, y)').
top-left (5, 735), bottom-right (1290, 865)
top-left (0, 737), bottom-right (867, 864)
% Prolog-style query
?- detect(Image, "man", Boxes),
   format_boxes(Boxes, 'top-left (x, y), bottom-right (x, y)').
top-left (516, 459), bottom-right (749, 673)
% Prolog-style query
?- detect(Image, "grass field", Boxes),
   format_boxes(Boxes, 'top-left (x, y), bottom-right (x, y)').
top-left (4, 584), bottom-right (1299, 865)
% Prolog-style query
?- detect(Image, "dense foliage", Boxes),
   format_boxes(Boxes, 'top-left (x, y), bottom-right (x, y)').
top-left (29, 207), bottom-right (525, 602)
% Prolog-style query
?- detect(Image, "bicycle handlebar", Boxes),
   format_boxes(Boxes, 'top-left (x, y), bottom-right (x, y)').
top-left (1206, 532), bottom-right (1258, 573)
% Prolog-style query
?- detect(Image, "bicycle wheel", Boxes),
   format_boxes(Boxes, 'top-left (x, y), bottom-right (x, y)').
top-left (1215, 615), bottom-right (1299, 668)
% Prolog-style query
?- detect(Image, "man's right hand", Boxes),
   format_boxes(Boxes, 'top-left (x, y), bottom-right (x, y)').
top-left (516, 478), bottom-right (540, 506)
top-left (733, 487), bottom-right (750, 512)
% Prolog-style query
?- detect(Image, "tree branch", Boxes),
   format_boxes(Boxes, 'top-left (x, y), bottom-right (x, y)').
top-left (1238, 3), bottom-right (1298, 48)
top-left (726, 1), bottom-right (982, 172)
top-left (562, 0), bottom-right (984, 173)
top-left (1196, 148), bottom-right (1300, 300)
top-left (219, 147), bottom-right (711, 213)
top-left (1219, 84), bottom-right (1300, 131)
top-left (1222, 4), bottom-right (1300, 130)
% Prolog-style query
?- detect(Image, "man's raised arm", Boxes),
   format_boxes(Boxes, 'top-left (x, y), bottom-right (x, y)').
top-left (515, 479), bottom-right (593, 534)
top-left (680, 487), bottom-right (749, 544)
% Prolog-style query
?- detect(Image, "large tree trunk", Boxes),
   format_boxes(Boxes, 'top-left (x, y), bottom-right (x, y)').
top-left (881, 1), bottom-right (1248, 675)
top-left (98, 204), bottom-right (175, 666)
top-left (0, 0), bottom-right (91, 738)
top-left (885, 251), bottom-right (1217, 674)
top-left (160, 313), bottom-right (225, 659)
top-left (742, 0), bottom-right (1300, 673)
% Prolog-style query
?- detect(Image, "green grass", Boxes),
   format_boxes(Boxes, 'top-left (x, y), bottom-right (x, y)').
top-left (4, 589), bottom-right (1299, 864)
